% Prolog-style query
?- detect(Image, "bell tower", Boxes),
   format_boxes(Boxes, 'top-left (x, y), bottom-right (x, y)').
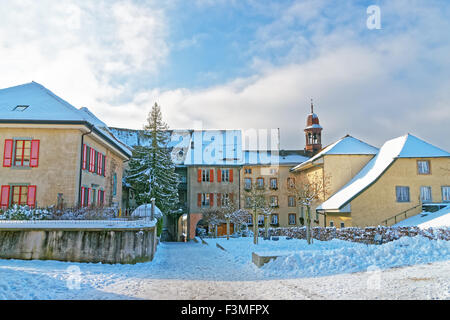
top-left (304, 99), bottom-right (323, 154)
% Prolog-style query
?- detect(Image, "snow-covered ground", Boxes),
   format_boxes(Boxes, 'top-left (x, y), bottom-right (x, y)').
top-left (395, 205), bottom-right (450, 229)
top-left (0, 236), bottom-right (449, 300)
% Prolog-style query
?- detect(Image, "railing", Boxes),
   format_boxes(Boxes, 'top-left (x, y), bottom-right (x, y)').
top-left (380, 203), bottom-right (423, 226)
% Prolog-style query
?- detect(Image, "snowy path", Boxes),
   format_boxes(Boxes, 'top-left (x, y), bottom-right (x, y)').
top-left (0, 240), bottom-right (449, 300)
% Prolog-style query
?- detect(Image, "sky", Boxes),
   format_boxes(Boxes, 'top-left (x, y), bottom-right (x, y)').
top-left (0, 0), bottom-right (449, 151)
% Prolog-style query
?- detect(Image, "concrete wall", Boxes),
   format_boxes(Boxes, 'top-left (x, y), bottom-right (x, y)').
top-left (0, 226), bottom-right (157, 264)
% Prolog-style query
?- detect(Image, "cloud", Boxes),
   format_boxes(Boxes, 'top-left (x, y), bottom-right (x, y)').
top-left (108, 0), bottom-right (450, 152)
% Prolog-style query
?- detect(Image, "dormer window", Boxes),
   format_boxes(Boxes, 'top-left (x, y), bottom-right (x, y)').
top-left (13, 105), bottom-right (29, 111)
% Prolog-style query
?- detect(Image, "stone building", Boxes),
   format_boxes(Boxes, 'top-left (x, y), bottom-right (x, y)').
top-left (0, 82), bottom-right (131, 211)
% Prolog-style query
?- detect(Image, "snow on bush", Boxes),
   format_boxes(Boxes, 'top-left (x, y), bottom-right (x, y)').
top-left (263, 225), bottom-right (450, 244)
top-left (0, 205), bottom-right (51, 220)
top-left (262, 236), bottom-right (450, 278)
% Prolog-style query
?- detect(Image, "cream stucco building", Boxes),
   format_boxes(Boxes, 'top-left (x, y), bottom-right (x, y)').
top-left (0, 82), bottom-right (131, 211)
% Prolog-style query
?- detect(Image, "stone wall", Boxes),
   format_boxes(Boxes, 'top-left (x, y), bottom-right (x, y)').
top-left (0, 226), bottom-right (157, 264)
top-left (264, 226), bottom-right (450, 244)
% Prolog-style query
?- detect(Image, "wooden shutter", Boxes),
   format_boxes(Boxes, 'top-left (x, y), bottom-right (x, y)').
top-left (87, 188), bottom-right (91, 206)
top-left (210, 169), bottom-right (214, 182)
top-left (97, 153), bottom-right (102, 175)
top-left (3, 139), bottom-right (13, 167)
top-left (90, 149), bottom-right (95, 172)
top-left (197, 193), bottom-right (202, 207)
top-left (82, 144), bottom-right (87, 170)
top-left (217, 169), bottom-right (222, 183)
top-left (229, 169), bottom-right (233, 182)
top-left (197, 169), bottom-right (202, 183)
top-left (27, 186), bottom-right (37, 207)
top-left (30, 140), bottom-right (40, 167)
top-left (210, 193), bottom-right (214, 207)
top-left (80, 187), bottom-right (85, 207)
top-left (0, 185), bottom-right (10, 209)
top-left (103, 155), bottom-right (106, 176)
top-left (94, 151), bottom-right (98, 174)
top-left (217, 193), bottom-right (221, 207)
top-left (86, 146), bottom-right (91, 172)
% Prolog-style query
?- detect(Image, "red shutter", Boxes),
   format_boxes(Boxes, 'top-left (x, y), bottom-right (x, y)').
top-left (229, 169), bottom-right (233, 182)
top-left (82, 144), bottom-right (87, 170)
top-left (3, 139), bottom-right (13, 167)
top-left (27, 186), bottom-right (37, 207)
top-left (30, 140), bottom-right (40, 167)
top-left (81, 187), bottom-right (85, 207)
top-left (197, 193), bottom-right (202, 207)
top-left (217, 169), bottom-right (222, 183)
top-left (197, 169), bottom-right (202, 183)
top-left (210, 169), bottom-right (214, 182)
top-left (210, 193), bottom-right (214, 207)
top-left (217, 193), bottom-right (221, 207)
top-left (87, 188), bottom-right (91, 206)
top-left (98, 153), bottom-right (102, 175)
top-left (103, 155), bottom-right (106, 176)
top-left (90, 149), bottom-right (95, 172)
top-left (1, 185), bottom-right (10, 209)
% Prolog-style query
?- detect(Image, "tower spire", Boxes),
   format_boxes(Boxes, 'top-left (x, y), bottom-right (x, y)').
top-left (310, 98), bottom-right (314, 113)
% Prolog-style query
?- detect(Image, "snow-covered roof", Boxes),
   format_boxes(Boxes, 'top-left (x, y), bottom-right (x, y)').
top-left (317, 134), bottom-right (450, 211)
top-left (291, 135), bottom-right (379, 172)
top-left (0, 82), bottom-right (131, 158)
top-left (108, 127), bottom-right (192, 165)
top-left (394, 205), bottom-right (450, 229)
top-left (184, 130), bottom-right (243, 166)
top-left (305, 124), bottom-right (323, 130)
top-left (244, 150), bottom-right (309, 166)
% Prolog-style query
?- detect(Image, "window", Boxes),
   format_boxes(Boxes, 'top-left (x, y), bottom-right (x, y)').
top-left (288, 196), bottom-right (296, 207)
top-left (92, 189), bottom-right (97, 206)
top-left (340, 222), bottom-right (345, 228)
top-left (4, 185), bottom-right (37, 208)
top-left (287, 177), bottom-right (295, 189)
top-left (256, 177), bottom-right (264, 189)
top-left (244, 167), bottom-right (252, 174)
top-left (221, 169), bottom-right (231, 182)
top-left (442, 186), bottom-right (450, 202)
top-left (270, 196), bottom-right (278, 207)
top-left (271, 214), bottom-right (279, 225)
top-left (270, 178), bottom-right (278, 189)
top-left (420, 186), bottom-right (432, 203)
top-left (220, 193), bottom-right (230, 207)
top-left (245, 196), bottom-right (252, 208)
top-left (13, 105), bottom-right (29, 111)
top-left (14, 140), bottom-right (31, 167)
top-left (417, 160), bottom-right (430, 175)
top-left (258, 215), bottom-right (264, 225)
top-left (396, 186), bottom-right (410, 202)
top-left (201, 193), bottom-right (211, 207)
top-left (202, 169), bottom-right (210, 182)
top-left (244, 178), bottom-right (252, 190)
top-left (112, 173), bottom-right (117, 196)
top-left (329, 221), bottom-right (334, 227)
top-left (288, 213), bottom-right (296, 225)
top-left (11, 186), bottom-right (28, 205)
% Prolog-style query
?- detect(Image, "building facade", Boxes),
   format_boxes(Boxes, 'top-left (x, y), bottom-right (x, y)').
top-left (0, 82), bottom-right (130, 211)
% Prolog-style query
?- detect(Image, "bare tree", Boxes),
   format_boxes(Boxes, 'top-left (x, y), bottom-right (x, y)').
top-left (219, 195), bottom-right (251, 240)
top-left (243, 184), bottom-right (270, 244)
top-left (293, 172), bottom-right (331, 244)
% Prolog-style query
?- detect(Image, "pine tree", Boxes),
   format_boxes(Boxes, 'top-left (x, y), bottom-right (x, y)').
top-left (126, 103), bottom-right (180, 217)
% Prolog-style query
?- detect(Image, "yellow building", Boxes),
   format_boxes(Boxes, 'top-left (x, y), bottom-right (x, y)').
top-left (316, 134), bottom-right (450, 227)
top-left (290, 134), bottom-right (379, 227)
top-left (241, 150), bottom-right (310, 228)
top-left (0, 82), bottom-right (131, 211)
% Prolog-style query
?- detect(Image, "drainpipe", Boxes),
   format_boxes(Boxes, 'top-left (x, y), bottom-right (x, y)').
top-left (78, 125), bottom-right (93, 206)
